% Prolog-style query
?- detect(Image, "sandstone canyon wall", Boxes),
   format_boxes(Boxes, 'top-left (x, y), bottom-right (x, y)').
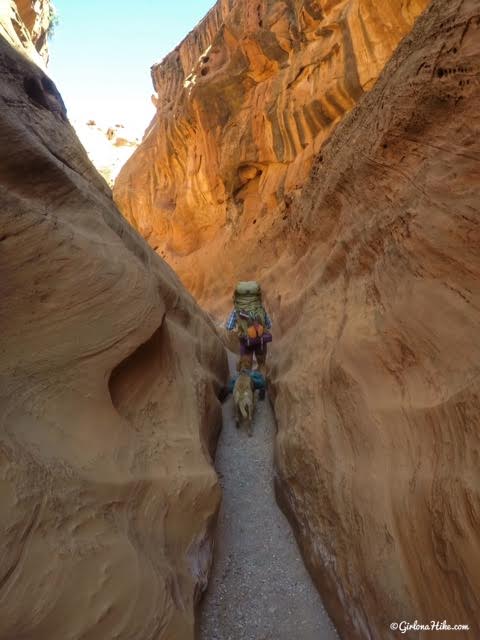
top-left (268, 1), bottom-right (480, 636)
top-left (115, 0), bottom-right (480, 638)
top-left (114, 0), bottom-right (430, 305)
top-left (0, 10), bottom-right (227, 640)
top-left (0, 0), bottom-right (53, 68)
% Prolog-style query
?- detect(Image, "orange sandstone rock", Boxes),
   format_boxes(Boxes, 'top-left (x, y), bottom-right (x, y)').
top-left (114, 0), bottom-right (429, 298)
top-left (0, 21), bottom-right (227, 640)
top-left (0, 0), bottom-right (54, 67)
top-left (266, 1), bottom-right (480, 637)
top-left (117, 0), bottom-right (480, 637)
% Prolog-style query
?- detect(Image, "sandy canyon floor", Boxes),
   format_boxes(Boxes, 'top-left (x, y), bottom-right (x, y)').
top-left (198, 354), bottom-right (338, 640)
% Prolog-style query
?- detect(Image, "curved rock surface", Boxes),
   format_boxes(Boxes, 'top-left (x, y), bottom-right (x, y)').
top-left (0, 0), bottom-right (53, 67)
top-left (114, 0), bottom-right (429, 299)
top-left (118, 0), bottom-right (479, 637)
top-left (0, 26), bottom-right (227, 640)
top-left (268, 1), bottom-right (480, 637)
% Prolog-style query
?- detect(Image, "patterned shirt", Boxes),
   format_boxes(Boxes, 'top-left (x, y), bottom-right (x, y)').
top-left (226, 308), bottom-right (272, 331)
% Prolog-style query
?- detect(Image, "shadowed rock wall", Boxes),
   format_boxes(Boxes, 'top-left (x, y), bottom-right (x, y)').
top-left (118, 0), bottom-right (479, 637)
top-left (0, 21), bottom-right (227, 640)
top-left (266, 1), bottom-right (480, 636)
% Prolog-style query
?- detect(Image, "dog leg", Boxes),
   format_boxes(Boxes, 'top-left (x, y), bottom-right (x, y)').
top-left (234, 404), bottom-right (240, 428)
top-left (247, 403), bottom-right (253, 437)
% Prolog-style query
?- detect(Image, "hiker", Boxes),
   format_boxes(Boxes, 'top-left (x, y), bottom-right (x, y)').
top-left (226, 281), bottom-right (272, 376)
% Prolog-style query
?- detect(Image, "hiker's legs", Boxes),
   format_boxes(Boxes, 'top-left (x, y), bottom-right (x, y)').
top-left (238, 342), bottom-right (254, 371)
top-left (255, 343), bottom-right (268, 376)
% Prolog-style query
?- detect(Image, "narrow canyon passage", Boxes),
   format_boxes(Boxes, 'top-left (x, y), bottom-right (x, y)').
top-left (198, 354), bottom-right (338, 640)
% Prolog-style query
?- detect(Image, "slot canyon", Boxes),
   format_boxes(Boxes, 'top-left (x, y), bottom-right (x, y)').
top-left (1, 1), bottom-right (479, 639)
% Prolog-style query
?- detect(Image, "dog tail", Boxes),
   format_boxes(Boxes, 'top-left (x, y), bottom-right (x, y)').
top-left (239, 398), bottom-right (251, 420)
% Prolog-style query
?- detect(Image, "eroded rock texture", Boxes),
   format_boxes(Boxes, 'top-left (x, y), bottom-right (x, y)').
top-left (0, 27), bottom-right (227, 640)
top-left (0, 0), bottom-right (53, 68)
top-left (114, 0), bottom-right (429, 301)
top-left (118, 0), bottom-right (479, 637)
top-left (267, 1), bottom-right (480, 637)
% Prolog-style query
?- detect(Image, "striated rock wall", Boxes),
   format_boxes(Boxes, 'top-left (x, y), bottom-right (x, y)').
top-left (117, 0), bottom-right (479, 637)
top-left (0, 0), bottom-right (54, 67)
top-left (266, 0), bottom-right (480, 637)
top-left (0, 30), bottom-right (227, 640)
top-left (114, 0), bottom-right (429, 299)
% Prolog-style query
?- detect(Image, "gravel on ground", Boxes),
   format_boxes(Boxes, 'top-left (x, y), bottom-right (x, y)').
top-left (197, 355), bottom-right (339, 640)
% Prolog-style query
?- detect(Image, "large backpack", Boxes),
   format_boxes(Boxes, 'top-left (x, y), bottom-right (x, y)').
top-left (233, 281), bottom-right (268, 342)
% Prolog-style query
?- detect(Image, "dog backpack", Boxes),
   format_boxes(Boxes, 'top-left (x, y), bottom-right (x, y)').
top-left (233, 281), bottom-right (267, 342)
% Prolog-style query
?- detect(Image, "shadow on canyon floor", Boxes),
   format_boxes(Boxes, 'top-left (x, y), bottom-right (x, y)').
top-left (197, 353), bottom-right (338, 640)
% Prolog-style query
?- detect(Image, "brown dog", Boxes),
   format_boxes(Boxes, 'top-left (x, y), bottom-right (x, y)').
top-left (233, 371), bottom-right (255, 436)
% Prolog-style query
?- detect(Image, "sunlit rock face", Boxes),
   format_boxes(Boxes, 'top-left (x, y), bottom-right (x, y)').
top-left (0, 26), bottom-right (227, 640)
top-left (118, 0), bottom-right (479, 637)
top-left (113, 0), bottom-right (429, 303)
top-left (0, 0), bottom-right (54, 67)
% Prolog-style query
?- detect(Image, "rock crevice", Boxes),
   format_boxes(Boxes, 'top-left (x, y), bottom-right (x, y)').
top-left (115, 0), bottom-right (480, 638)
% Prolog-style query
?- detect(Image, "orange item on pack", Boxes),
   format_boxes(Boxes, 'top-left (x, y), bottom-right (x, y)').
top-left (247, 325), bottom-right (258, 339)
